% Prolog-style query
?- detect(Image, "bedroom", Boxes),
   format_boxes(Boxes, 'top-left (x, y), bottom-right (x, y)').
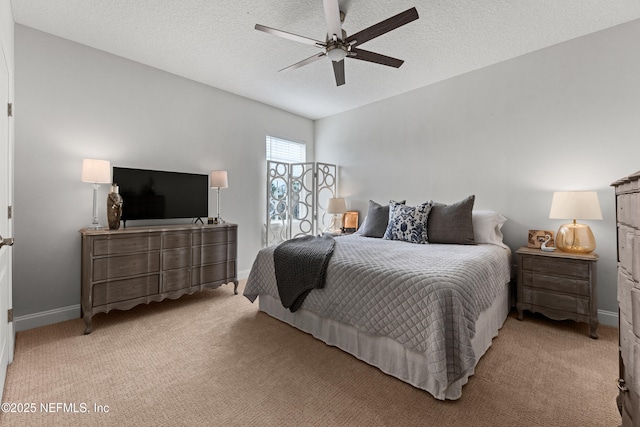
top-left (0, 0), bottom-right (639, 425)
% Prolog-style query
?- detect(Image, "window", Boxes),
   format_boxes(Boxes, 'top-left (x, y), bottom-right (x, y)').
top-left (266, 136), bottom-right (306, 163)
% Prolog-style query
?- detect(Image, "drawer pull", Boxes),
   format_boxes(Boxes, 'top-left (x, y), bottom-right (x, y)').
top-left (617, 378), bottom-right (629, 393)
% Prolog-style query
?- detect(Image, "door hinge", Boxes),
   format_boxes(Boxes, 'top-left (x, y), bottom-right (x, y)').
top-left (7, 309), bottom-right (13, 323)
top-left (7, 103), bottom-right (12, 117)
top-left (8, 206), bottom-right (12, 219)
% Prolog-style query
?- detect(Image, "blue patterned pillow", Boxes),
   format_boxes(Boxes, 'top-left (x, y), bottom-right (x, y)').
top-left (383, 201), bottom-right (434, 244)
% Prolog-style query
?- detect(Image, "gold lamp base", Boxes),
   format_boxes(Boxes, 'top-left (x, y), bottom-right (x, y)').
top-left (555, 222), bottom-right (596, 254)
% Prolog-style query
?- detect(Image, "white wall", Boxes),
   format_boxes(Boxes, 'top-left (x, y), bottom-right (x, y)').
top-left (316, 19), bottom-right (640, 323)
top-left (13, 25), bottom-right (313, 323)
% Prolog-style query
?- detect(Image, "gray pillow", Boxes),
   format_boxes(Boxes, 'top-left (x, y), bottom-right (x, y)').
top-left (359, 200), bottom-right (404, 238)
top-left (427, 195), bottom-right (476, 244)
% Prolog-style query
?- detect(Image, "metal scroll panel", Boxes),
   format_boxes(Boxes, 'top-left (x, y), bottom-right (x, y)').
top-left (265, 161), bottom-right (336, 246)
top-left (266, 161), bottom-right (290, 246)
top-left (289, 162), bottom-right (315, 239)
top-left (315, 163), bottom-right (337, 233)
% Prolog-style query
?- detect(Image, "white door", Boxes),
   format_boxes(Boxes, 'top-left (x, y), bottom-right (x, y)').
top-left (0, 40), bottom-right (14, 401)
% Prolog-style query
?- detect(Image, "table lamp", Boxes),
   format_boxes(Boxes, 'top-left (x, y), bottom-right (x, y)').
top-left (81, 158), bottom-right (111, 230)
top-left (210, 170), bottom-right (228, 224)
top-left (549, 191), bottom-right (602, 253)
top-left (325, 197), bottom-right (347, 234)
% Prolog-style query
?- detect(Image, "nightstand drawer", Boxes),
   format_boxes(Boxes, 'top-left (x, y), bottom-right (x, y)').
top-left (522, 256), bottom-right (589, 279)
top-left (522, 271), bottom-right (589, 296)
top-left (521, 287), bottom-right (590, 315)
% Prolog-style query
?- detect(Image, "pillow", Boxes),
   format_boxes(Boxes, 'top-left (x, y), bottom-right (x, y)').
top-left (472, 210), bottom-right (508, 248)
top-left (383, 201), bottom-right (433, 244)
top-left (427, 195), bottom-right (476, 244)
top-left (359, 200), bottom-right (405, 238)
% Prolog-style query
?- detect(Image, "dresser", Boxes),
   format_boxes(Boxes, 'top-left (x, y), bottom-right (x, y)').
top-left (80, 223), bottom-right (238, 334)
top-left (516, 246), bottom-right (598, 338)
top-left (612, 171), bottom-right (640, 426)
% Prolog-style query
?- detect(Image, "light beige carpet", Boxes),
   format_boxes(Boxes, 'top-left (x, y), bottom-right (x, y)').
top-left (1, 281), bottom-right (620, 426)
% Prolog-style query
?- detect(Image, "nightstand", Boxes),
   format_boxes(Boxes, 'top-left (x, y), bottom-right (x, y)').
top-left (516, 246), bottom-right (599, 339)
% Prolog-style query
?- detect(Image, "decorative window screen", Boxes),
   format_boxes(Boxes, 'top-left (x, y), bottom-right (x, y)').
top-left (266, 161), bottom-right (337, 246)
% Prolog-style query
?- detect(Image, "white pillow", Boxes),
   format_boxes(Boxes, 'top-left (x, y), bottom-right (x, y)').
top-left (472, 210), bottom-right (507, 248)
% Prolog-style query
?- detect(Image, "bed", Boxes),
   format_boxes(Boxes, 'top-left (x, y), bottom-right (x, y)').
top-left (243, 205), bottom-right (512, 400)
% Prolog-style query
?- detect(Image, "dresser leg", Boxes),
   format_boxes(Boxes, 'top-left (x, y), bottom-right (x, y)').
top-left (233, 280), bottom-right (239, 295)
top-left (590, 320), bottom-right (599, 339)
top-left (83, 316), bottom-right (92, 335)
top-left (517, 305), bottom-right (524, 320)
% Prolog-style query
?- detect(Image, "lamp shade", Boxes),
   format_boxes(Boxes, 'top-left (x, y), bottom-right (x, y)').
top-left (326, 198), bottom-right (347, 214)
top-left (549, 191), bottom-right (603, 220)
top-left (81, 159), bottom-right (111, 184)
top-left (210, 170), bottom-right (228, 189)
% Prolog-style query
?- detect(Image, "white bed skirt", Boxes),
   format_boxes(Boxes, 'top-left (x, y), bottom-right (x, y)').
top-left (258, 282), bottom-right (510, 400)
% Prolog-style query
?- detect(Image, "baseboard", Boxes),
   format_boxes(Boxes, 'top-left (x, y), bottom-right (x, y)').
top-left (238, 269), bottom-right (250, 280)
top-left (14, 305), bottom-right (80, 333)
top-left (598, 309), bottom-right (618, 328)
top-left (13, 299), bottom-right (618, 333)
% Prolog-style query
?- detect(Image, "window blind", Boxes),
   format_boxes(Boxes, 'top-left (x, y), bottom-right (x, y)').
top-left (266, 136), bottom-right (306, 163)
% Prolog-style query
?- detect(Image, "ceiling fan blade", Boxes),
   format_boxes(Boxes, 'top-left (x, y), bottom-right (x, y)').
top-left (349, 48), bottom-right (404, 68)
top-left (323, 0), bottom-right (343, 41)
top-left (279, 52), bottom-right (326, 72)
top-left (332, 59), bottom-right (345, 86)
top-left (345, 7), bottom-right (419, 47)
top-left (255, 24), bottom-right (325, 47)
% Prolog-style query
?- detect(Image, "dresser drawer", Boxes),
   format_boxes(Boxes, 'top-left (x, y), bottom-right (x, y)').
top-left (93, 252), bottom-right (160, 281)
top-left (619, 226), bottom-right (635, 273)
top-left (622, 312), bottom-right (634, 369)
top-left (193, 228), bottom-right (227, 245)
top-left (93, 274), bottom-right (159, 306)
top-left (192, 244), bottom-right (235, 265)
top-left (521, 287), bottom-right (590, 315)
top-left (522, 256), bottom-right (589, 279)
top-left (633, 231), bottom-right (640, 283)
top-left (93, 235), bottom-right (161, 256)
top-left (620, 268), bottom-right (634, 319)
top-left (192, 262), bottom-right (230, 286)
top-left (163, 248), bottom-right (191, 270)
top-left (163, 232), bottom-right (192, 249)
top-left (162, 268), bottom-right (191, 292)
top-left (522, 271), bottom-right (589, 296)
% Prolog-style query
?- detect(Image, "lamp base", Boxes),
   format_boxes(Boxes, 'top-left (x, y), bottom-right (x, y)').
top-left (323, 214), bottom-right (343, 235)
top-left (556, 223), bottom-right (596, 254)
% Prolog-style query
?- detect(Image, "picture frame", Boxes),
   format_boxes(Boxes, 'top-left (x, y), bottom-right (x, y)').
top-left (527, 230), bottom-right (555, 249)
top-left (342, 211), bottom-right (359, 234)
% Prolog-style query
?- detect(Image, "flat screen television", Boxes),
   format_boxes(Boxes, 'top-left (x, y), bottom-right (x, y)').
top-left (113, 167), bottom-right (208, 224)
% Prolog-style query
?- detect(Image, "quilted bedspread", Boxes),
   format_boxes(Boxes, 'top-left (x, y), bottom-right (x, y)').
top-left (244, 234), bottom-right (511, 387)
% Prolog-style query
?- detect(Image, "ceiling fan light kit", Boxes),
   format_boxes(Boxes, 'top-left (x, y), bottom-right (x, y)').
top-left (255, 0), bottom-right (419, 86)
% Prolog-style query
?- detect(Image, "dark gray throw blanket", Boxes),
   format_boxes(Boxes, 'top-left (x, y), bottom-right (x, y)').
top-left (274, 234), bottom-right (335, 312)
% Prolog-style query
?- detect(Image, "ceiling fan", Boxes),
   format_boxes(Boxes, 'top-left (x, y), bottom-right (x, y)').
top-left (255, 1), bottom-right (419, 86)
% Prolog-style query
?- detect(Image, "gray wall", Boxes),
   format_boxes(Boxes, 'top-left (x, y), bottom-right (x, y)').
top-left (315, 19), bottom-right (640, 323)
top-left (14, 25), bottom-right (313, 319)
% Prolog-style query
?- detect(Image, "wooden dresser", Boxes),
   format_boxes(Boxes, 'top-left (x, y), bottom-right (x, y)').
top-left (516, 246), bottom-right (598, 338)
top-left (613, 171), bottom-right (640, 425)
top-left (80, 223), bottom-right (238, 334)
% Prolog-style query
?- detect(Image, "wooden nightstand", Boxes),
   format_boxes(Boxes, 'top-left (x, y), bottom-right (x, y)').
top-left (516, 246), bottom-right (599, 339)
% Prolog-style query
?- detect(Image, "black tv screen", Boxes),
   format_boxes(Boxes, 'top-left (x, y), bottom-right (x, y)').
top-left (113, 167), bottom-right (208, 222)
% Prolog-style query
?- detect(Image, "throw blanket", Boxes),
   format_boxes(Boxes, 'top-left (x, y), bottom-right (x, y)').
top-left (273, 234), bottom-right (335, 312)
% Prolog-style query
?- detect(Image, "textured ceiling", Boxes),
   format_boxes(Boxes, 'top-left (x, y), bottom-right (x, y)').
top-left (11, 0), bottom-right (640, 120)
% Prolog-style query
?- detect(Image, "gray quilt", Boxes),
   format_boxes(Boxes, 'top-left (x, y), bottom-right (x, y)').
top-left (244, 234), bottom-right (511, 388)
top-left (274, 234), bottom-right (335, 312)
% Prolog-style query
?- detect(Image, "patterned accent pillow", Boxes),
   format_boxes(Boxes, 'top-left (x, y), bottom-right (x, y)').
top-left (383, 201), bottom-right (434, 244)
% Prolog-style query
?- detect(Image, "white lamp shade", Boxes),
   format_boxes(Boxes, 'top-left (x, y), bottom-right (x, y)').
top-left (549, 191), bottom-right (603, 220)
top-left (210, 170), bottom-right (228, 189)
top-left (326, 197), bottom-right (347, 214)
top-left (81, 159), bottom-right (111, 184)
